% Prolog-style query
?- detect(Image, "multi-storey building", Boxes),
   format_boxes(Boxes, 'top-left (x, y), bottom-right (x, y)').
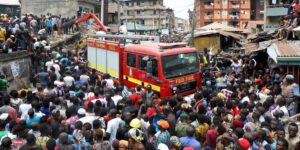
top-left (250, 0), bottom-right (264, 21)
top-left (120, 0), bottom-right (172, 32)
top-left (196, 0), bottom-right (252, 29)
top-left (263, 0), bottom-right (288, 31)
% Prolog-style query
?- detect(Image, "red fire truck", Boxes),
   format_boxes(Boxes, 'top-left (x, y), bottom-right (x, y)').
top-left (87, 36), bottom-right (201, 98)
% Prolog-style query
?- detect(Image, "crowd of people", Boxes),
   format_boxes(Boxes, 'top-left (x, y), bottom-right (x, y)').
top-left (0, 10), bottom-right (299, 150)
top-left (0, 13), bottom-right (79, 54)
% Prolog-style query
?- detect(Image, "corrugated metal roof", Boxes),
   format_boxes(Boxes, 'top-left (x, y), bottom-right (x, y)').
top-left (201, 22), bottom-right (234, 30)
top-left (194, 30), bottom-right (218, 37)
top-left (243, 43), bottom-right (259, 53)
top-left (0, 0), bottom-right (20, 6)
top-left (271, 41), bottom-right (300, 57)
top-left (219, 31), bottom-right (243, 40)
top-left (247, 34), bottom-right (257, 39)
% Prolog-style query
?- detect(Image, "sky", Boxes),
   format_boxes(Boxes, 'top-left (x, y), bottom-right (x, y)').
top-left (164, 0), bottom-right (194, 19)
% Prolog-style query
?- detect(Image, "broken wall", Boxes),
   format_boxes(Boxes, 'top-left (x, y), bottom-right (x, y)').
top-left (0, 51), bottom-right (31, 92)
top-left (21, 0), bottom-right (79, 18)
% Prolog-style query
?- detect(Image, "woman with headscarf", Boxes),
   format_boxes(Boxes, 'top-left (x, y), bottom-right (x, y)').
top-left (156, 120), bottom-right (171, 148)
top-left (170, 136), bottom-right (181, 150)
top-left (128, 128), bottom-right (145, 150)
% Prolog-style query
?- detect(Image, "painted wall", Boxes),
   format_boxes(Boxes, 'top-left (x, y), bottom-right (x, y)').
top-left (194, 35), bottom-right (220, 53)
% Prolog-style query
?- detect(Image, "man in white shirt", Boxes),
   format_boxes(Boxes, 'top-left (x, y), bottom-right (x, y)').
top-left (33, 40), bottom-right (40, 50)
top-left (53, 61), bottom-right (61, 79)
top-left (112, 93), bottom-right (123, 106)
top-left (63, 72), bottom-right (75, 87)
top-left (106, 109), bottom-right (121, 149)
top-left (45, 59), bottom-right (54, 72)
top-left (19, 99), bottom-right (32, 120)
top-left (80, 70), bottom-right (90, 84)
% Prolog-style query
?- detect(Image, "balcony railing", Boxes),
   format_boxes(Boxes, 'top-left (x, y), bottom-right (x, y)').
top-left (232, 5), bottom-right (240, 9)
top-left (266, 4), bottom-right (289, 8)
top-left (229, 15), bottom-right (239, 20)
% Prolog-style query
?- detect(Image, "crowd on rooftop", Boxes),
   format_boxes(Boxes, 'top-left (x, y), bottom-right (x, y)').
top-left (274, 0), bottom-right (300, 40)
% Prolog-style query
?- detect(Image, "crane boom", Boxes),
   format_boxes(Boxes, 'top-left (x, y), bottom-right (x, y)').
top-left (62, 13), bottom-right (107, 32)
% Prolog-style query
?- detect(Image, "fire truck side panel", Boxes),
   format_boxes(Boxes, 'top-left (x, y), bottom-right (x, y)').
top-left (96, 47), bottom-right (107, 74)
top-left (87, 46), bottom-right (97, 70)
top-left (87, 39), bottom-right (122, 83)
top-left (106, 51), bottom-right (119, 80)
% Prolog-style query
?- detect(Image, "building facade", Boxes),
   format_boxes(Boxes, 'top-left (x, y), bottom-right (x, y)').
top-left (0, 0), bottom-right (20, 17)
top-left (120, 0), bottom-right (172, 32)
top-left (174, 17), bottom-right (190, 33)
top-left (196, 0), bottom-right (252, 29)
top-left (20, 0), bottom-right (101, 18)
top-left (250, 0), bottom-right (264, 21)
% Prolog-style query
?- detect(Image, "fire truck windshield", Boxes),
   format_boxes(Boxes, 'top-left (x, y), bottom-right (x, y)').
top-left (162, 52), bottom-right (199, 79)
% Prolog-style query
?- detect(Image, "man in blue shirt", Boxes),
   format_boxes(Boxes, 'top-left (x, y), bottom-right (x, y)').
top-left (180, 126), bottom-right (201, 150)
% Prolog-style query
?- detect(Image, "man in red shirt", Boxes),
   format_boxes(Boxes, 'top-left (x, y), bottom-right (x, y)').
top-left (205, 117), bottom-right (222, 149)
top-left (130, 90), bottom-right (142, 107)
top-left (293, 0), bottom-right (300, 14)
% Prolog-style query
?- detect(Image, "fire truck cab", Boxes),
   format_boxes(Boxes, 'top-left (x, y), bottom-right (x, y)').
top-left (87, 36), bottom-right (201, 98)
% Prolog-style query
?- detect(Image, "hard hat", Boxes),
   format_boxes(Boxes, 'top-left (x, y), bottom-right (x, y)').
top-left (42, 40), bottom-right (47, 44)
top-left (130, 118), bottom-right (141, 128)
top-left (10, 35), bottom-right (14, 38)
top-left (26, 13), bottom-right (30, 16)
top-left (45, 16), bottom-right (49, 19)
top-left (0, 14), bottom-right (3, 17)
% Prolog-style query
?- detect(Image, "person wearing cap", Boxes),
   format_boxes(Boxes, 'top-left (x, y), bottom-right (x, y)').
top-left (281, 74), bottom-right (299, 116)
top-left (180, 126), bottom-right (201, 150)
top-left (157, 120), bottom-right (170, 148)
top-left (175, 113), bottom-right (189, 138)
top-left (236, 138), bottom-right (250, 150)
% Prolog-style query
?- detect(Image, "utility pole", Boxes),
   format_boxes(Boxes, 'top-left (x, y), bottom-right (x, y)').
top-left (158, 9), bottom-right (161, 33)
top-left (133, 12), bottom-right (137, 35)
top-left (191, 0), bottom-right (197, 47)
top-left (101, 0), bottom-right (104, 22)
top-left (117, 0), bottom-right (121, 34)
